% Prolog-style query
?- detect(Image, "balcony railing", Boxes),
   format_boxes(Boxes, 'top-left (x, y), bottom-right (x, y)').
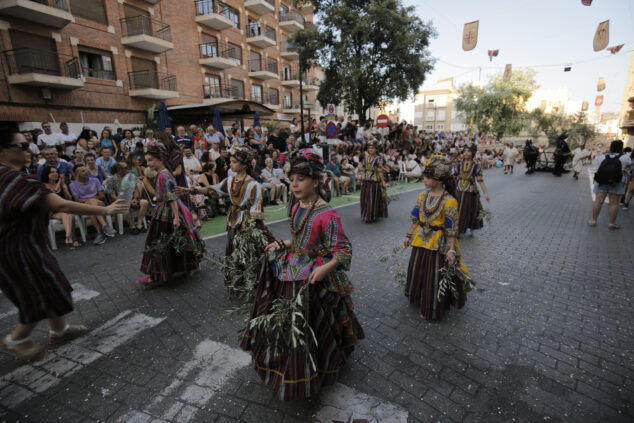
top-left (82, 67), bottom-right (115, 81)
top-left (249, 58), bottom-right (278, 73)
top-left (280, 11), bottom-right (304, 24)
top-left (3, 48), bottom-right (80, 78)
top-left (195, 0), bottom-right (235, 16)
top-left (120, 15), bottom-right (172, 42)
top-left (250, 91), bottom-right (264, 103)
top-left (246, 23), bottom-right (276, 41)
top-left (200, 42), bottom-right (234, 59)
top-left (265, 93), bottom-right (279, 105)
top-left (128, 70), bottom-right (176, 91)
top-left (30, 0), bottom-right (70, 11)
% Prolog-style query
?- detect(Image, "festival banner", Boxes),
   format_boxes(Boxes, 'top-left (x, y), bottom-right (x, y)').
top-left (593, 20), bottom-right (609, 52)
top-left (582, 0), bottom-right (592, 5)
top-left (595, 95), bottom-right (604, 107)
top-left (608, 44), bottom-right (624, 54)
top-left (487, 49), bottom-right (499, 62)
top-left (581, 101), bottom-right (588, 111)
top-left (503, 64), bottom-right (512, 82)
top-left (597, 77), bottom-right (605, 92)
top-left (462, 21), bottom-right (479, 51)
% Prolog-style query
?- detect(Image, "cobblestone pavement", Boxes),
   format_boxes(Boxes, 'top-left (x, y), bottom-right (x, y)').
top-left (0, 166), bottom-right (632, 423)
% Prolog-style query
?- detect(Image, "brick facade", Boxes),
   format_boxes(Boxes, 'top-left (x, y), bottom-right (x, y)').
top-left (0, 0), bottom-right (315, 130)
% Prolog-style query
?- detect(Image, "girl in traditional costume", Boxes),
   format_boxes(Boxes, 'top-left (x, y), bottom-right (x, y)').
top-left (360, 142), bottom-right (388, 223)
top-left (241, 149), bottom-right (364, 400)
top-left (404, 157), bottom-right (473, 321)
top-left (453, 145), bottom-right (490, 235)
top-left (138, 143), bottom-right (205, 286)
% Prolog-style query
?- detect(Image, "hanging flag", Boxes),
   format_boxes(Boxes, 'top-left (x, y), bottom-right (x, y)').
top-left (581, 101), bottom-right (588, 111)
top-left (593, 20), bottom-right (609, 52)
top-left (564, 64), bottom-right (572, 72)
top-left (503, 64), bottom-right (512, 82)
top-left (607, 44), bottom-right (624, 54)
top-left (531, 85), bottom-right (541, 91)
top-left (487, 49), bottom-right (499, 62)
top-left (597, 77), bottom-right (605, 91)
top-left (595, 95), bottom-right (604, 107)
top-left (581, 0), bottom-right (592, 5)
top-left (462, 21), bottom-right (479, 51)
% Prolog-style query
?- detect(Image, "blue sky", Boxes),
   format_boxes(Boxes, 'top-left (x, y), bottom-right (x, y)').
top-left (403, 0), bottom-right (633, 114)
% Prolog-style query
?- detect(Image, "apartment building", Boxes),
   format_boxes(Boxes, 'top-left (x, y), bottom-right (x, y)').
top-left (413, 77), bottom-right (466, 133)
top-left (0, 0), bottom-right (318, 132)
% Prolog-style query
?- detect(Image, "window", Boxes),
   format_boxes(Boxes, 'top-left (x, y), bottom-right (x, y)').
top-left (201, 34), bottom-right (217, 57)
top-left (231, 79), bottom-right (244, 99)
top-left (279, 4), bottom-right (289, 16)
top-left (436, 110), bottom-right (446, 121)
top-left (425, 111), bottom-right (435, 121)
top-left (250, 51), bottom-right (261, 71)
top-left (228, 42), bottom-right (241, 65)
top-left (282, 65), bottom-right (291, 80)
top-left (79, 48), bottom-right (115, 80)
top-left (130, 56), bottom-right (157, 89)
top-left (415, 111), bottom-right (423, 118)
top-left (251, 84), bottom-right (263, 103)
top-left (70, 0), bottom-right (107, 25)
top-left (204, 74), bottom-right (221, 98)
top-left (425, 125), bottom-right (433, 131)
top-left (225, 5), bottom-right (239, 29)
top-left (284, 92), bottom-right (292, 108)
top-left (269, 88), bottom-right (279, 105)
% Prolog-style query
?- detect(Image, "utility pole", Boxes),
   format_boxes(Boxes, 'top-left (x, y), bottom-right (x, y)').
top-left (474, 65), bottom-right (482, 142)
top-left (299, 48), bottom-right (305, 144)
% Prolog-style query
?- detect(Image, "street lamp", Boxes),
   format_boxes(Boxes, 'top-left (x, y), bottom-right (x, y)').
top-left (288, 42), bottom-right (306, 143)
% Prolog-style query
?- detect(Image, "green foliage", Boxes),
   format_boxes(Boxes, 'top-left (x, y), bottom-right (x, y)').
top-left (247, 284), bottom-right (318, 370)
top-left (263, 119), bottom-right (281, 135)
top-left (568, 112), bottom-right (597, 148)
top-left (455, 68), bottom-right (535, 139)
top-left (438, 262), bottom-right (475, 302)
top-left (528, 109), bottom-right (572, 147)
top-left (143, 229), bottom-right (194, 257)
top-left (477, 207), bottom-right (494, 224)
top-left (300, 0), bottom-right (435, 123)
top-left (379, 244), bottom-right (408, 288)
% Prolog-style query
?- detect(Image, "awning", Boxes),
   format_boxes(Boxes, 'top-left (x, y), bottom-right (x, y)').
top-left (167, 100), bottom-right (275, 122)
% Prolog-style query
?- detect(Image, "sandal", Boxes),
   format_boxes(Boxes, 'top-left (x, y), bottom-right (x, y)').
top-left (137, 276), bottom-right (153, 285)
top-left (48, 324), bottom-right (89, 345)
top-left (0, 335), bottom-right (45, 360)
top-left (587, 220), bottom-right (597, 227)
top-left (608, 224), bottom-right (621, 230)
top-left (65, 237), bottom-right (82, 249)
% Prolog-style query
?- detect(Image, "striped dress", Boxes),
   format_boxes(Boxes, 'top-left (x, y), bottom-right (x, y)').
top-left (0, 166), bottom-right (74, 324)
top-left (241, 203), bottom-right (364, 400)
top-left (360, 155), bottom-right (388, 223)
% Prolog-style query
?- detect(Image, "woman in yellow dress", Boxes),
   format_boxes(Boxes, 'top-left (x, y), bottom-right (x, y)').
top-left (403, 157), bottom-right (473, 320)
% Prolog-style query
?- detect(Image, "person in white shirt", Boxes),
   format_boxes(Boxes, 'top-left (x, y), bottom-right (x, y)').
top-left (37, 122), bottom-right (63, 149)
top-left (182, 147), bottom-right (202, 177)
top-left (571, 143), bottom-right (591, 180)
top-left (404, 156), bottom-right (422, 181)
top-left (59, 122), bottom-right (77, 157)
top-left (502, 143), bottom-right (518, 175)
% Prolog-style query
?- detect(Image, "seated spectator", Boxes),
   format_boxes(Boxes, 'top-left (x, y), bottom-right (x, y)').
top-left (120, 129), bottom-right (138, 155)
top-left (37, 146), bottom-right (73, 183)
top-left (99, 129), bottom-right (118, 157)
top-left (96, 146), bottom-right (116, 177)
top-left (193, 127), bottom-right (207, 155)
top-left (175, 126), bottom-right (193, 150)
top-left (105, 160), bottom-right (149, 235)
top-left (41, 166), bottom-right (82, 248)
top-left (37, 121), bottom-right (62, 150)
top-left (262, 158), bottom-right (285, 204)
top-left (215, 148), bottom-right (229, 180)
top-left (69, 164), bottom-right (116, 245)
top-left (132, 142), bottom-right (145, 162)
top-left (126, 153), bottom-right (144, 180)
top-left (341, 157), bottom-right (356, 191)
top-left (404, 155), bottom-right (422, 181)
top-left (85, 153), bottom-right (106, 183)
top-left (183, 147), bottom-right (202, 177)
top-left (70, 147), bottom-right (85, 166)
top-left (326, 155), bottom-right (350, 195)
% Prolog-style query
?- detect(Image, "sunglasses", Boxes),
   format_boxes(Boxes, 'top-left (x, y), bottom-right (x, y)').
top-left (9, 142), bottom-right (30, 151)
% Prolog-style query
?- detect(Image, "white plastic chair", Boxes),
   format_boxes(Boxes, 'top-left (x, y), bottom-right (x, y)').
top-left (48, 215), bottom-right (87, 250)
top-left (398, 161), bottom-right (407, 183)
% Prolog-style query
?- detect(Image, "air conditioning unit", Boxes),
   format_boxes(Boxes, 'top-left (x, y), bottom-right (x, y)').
top-left (41, 88), bottom-right (52, 100)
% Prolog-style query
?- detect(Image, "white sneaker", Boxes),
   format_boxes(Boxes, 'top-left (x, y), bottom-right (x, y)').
top-left (103, 225), bottom-right (117, 237)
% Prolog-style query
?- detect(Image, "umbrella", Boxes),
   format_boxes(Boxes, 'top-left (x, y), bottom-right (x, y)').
top-left (213, 108), bottom-right (226, 137)
top-left (158, 101), bottom-right (171, 131)
top-left (253, 111), bottom-right (261, 128)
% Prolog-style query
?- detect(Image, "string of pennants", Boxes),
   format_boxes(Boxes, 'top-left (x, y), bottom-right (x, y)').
top-left (460, 0), bottom-right (624, 108)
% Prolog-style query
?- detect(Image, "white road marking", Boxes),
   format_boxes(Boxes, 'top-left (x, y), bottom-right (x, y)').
top-left (0, 311), bottom-right (165, 409)
top-left (315, 383), bottom-right (409, 423)
top-left (0, 283), bottom-right (100, 320)
top-left (115, 339), bottom-right (251, 423)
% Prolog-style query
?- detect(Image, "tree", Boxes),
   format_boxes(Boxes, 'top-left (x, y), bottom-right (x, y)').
top-left (455, 68), bottom-right (535, 140)
top-left (295, 0), bottom-right (435, 123)
top-left (528, 108), bottom-right (571, 146)
top-left (568, 112), bottom-right (597, 147)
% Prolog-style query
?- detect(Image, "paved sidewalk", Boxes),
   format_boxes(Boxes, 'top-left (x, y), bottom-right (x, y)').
top-left (0, 167), bottom-right (632, 422)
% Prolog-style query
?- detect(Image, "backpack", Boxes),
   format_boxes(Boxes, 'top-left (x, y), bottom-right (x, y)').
top-left (594, 154), bottom-right (622, 185)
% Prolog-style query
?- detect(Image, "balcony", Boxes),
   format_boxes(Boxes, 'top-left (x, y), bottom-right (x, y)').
top-left (3, 47), bottom-right (84, 89)
top-left (0, 0), bottom-right (73, 28)
top-left (303, 77), bottom-right (319, 92)
top-left (283, 101), bottom-right (301, 114)
top-left (281, 70), bottom-right (300, 87)
top-left (280, 41), bottom-right (299, 60)
top-left (249, 58), bottom-right (278, 80)
top-left (194, 0), bottom-right (235, 30)
top-left (120, 15), bottom-right (173, 53)
top-left (279, 11), bottom-right (304, 33)
top-left (297, 1), bottom-right (314, 15)
top-left (264, 94), bottom-right (280, 109)
top-left (199, 42), bottom-right (237, 69)
top-left (246, 23), bottom-right (276, 49)
top-left (143, 0), bottom-right (161, 3)
top-left (203, 83), bottom-right (240, 103)
top-left (128, 70), bottom-right (178, 99)
top-left (244, 0), bottom-right (274, 16)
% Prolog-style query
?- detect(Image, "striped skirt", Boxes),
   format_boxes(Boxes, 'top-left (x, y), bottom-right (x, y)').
top-left (456, 190), bottom-right (483, 233)
top-left (405, 247), bottom-right (466, 321)
top-left (241, 262), bottom-right (364, 400)
top-left (360, 180), bottom-right (388, 223)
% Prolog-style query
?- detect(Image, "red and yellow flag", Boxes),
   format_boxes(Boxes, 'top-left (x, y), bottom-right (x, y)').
top-left (593, 20), bottom-right (609, 52)
top-left (462, 21), bottom-right (479, 51)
